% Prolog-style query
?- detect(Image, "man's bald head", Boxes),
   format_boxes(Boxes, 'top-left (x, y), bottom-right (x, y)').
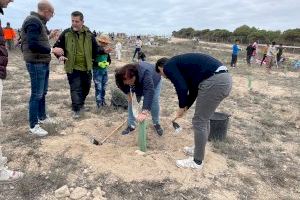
top-left (37, 0), bottom-right (54, 21)
top-left (38, 0), bottom-right (54, 12)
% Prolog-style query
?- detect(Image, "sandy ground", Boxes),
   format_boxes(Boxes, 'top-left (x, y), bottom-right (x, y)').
top-left (0, 40), bottom-right (299, 200)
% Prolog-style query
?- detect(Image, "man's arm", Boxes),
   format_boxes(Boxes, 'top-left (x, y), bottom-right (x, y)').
top-left (141, 70), bottom-right (155, 111)
top-left (52, 29), bottom-right (68, 58)
top-left (164, 64), bottom-right (189, 108)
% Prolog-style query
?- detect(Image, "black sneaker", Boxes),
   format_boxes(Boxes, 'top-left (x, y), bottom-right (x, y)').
top-left (122, 126), bottom-right (135, 135)
top-left (154, 124), bottom-right (163, 136)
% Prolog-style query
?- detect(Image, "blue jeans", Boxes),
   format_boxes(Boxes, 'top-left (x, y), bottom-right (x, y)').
top-left (26, 63), bottom-right (49, 128)
top-left (128, 80), bottom-right (162, 127)
top-left (93, 68), bottom-right (108, 106)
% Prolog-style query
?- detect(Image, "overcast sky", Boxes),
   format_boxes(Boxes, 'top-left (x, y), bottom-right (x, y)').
top-left (1, 0), bottom-right (299, 35)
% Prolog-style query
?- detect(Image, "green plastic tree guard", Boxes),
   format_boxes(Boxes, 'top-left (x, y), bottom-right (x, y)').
top-left (138, 120), bottom-right (147, 152)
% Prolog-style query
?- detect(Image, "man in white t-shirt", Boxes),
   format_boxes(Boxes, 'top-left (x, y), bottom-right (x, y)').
top-left (132, 35), bottom-right (142, 61)
top-left (266, 41), bottom-right (277, 72)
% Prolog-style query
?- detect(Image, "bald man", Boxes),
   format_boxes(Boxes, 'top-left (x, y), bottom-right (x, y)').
top-left (21, 0), bottom-right (61, 136)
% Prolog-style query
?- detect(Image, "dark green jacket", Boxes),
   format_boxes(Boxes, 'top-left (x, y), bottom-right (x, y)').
top-left (53, 25), bottom-right (96, 73)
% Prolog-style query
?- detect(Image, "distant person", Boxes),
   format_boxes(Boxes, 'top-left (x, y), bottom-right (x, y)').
top-left (53, 11), bottom-right (110, 119)
top-left (156, 53), bottom-right (232, 169)
top-left (115, 62), bottom-right (164, 136)
top-left (93, 34), bottom-right (111, 108)
top-left (0, 0), bottom-right (24, 184)
top-left (260, 44), bottom-right (269, 66)
top-left (15, 29), bottom-right (22, 48)
top-left (251, 41), bottom-right (259, 61)
top-left (266, 41), bottom-right (277, 73)
top-left (3, 22), bottom-right (16, 50)
top-left (132, 35), bottom-right (142, 61)
top-left (21, 0), bottom-right (61, 136)
top-left (277, 44), bottom-right (284, 63)
top-left (92, 30), bottom-right (97, 37)
top-left (230, 39), bottom-right (241, 67)
top-left (115, 39), bottom-right (122, 60)
top-left (246, 43), bottom-right (255, 66)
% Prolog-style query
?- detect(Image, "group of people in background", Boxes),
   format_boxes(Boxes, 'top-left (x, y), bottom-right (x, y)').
top-left (231, 39), bottom-right (286, 72)
top-left (1, 0), bottom-right (234, 183)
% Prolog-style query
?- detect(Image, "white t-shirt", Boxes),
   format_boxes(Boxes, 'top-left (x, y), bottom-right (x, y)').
top-left (135, 39), bottom-right (142, 48)
top-left (115, 42), bottom-right (122, 50)
top-left (267, 45), bottom-right (277, 57)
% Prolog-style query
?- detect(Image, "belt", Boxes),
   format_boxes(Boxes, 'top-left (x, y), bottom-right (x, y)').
top-left (213, 70), bottom-right (228, 75)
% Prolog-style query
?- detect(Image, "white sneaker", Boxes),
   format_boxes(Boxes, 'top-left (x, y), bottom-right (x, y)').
top-left (176, 157), bottom-right (203, 169)
top-left (38, 116), bottom-right (56, 124)
top-left (0, 156), bottom-right (7, 166)
top-left (29, 125), bottom-right (48, 137)
top-left (0, 168), bottom-right (24, 183)
top-left (183, 146), bottom-right (194, 156)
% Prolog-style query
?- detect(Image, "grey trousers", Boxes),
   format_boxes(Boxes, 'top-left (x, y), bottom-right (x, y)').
top-left (192, 73), bottom-right (232, 161)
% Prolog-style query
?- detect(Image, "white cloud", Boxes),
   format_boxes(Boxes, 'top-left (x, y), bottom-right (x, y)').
top-left (1, 0), bottom-right (299, 35)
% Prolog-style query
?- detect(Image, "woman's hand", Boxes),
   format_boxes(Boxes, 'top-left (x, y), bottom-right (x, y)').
top-left (176, 107), bottom-right (187, 119)
top-left (137, 110), bottom-right (150, 122)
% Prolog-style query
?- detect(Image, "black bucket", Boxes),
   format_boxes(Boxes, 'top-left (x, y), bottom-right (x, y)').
top-left (209, 112), bottom-right (230, 141)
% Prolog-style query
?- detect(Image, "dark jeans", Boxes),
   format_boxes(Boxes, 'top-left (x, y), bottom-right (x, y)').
top-left (246, 54), bottom-right (252, 65)
top-left (67, 70), bottom-right (92, 112)
top-left (133, 48), bottom-right (141, 59)
top-left (92, 68), bottom-right (108, 106)
top-left (261, 54), bottom-right (267, 66)
top-left (230, 54), bottom-right (237, 67)
top-left (26, 63), bottom-right (49, 128)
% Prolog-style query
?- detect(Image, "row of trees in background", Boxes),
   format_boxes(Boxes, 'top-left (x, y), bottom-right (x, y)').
top-left (172, 25), bottom-right (300, 46)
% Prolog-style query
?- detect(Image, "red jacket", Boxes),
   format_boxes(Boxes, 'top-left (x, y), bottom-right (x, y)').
top-left (3, 27), bottom-right (16, 40)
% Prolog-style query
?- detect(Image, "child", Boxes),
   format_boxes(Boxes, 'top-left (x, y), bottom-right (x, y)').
top-left (266, 42), bottom-right (277, 73)
top-left (260, 44), bottom-right (269, 66)
top-left (231, 39), bottom-right (241, 67)
top-left (93, 35), bottom-right (112, 108)
top-left (246, 43), bottom-right (255, 66)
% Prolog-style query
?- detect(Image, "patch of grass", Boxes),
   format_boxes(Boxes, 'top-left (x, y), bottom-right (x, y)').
top-left (2, 107), bottom-right (28, 127)
top-left (41, 120), bottom-right (73, 136)
top-left (212, 137), bottom-right (250, 162)
top-left (259, 111), bottom-right (276, 127)
top-left (262, 157), bottom-right (277, 169)
top-left (94, 175), bottom-right (210, 200)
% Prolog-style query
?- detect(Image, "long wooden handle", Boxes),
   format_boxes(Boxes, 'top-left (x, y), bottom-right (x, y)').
top-left (100, 120), bottom-right (126, 144)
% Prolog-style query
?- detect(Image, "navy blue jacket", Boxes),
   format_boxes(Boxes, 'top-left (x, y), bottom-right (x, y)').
top-left (163, 53), bottom-right (223, 109)
top-left (119, 62), bottom-right (161, 111)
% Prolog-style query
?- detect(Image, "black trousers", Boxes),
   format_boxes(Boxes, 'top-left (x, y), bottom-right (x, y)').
top-left (231, 54), bottom-right (237, 67)
top-left (246, 54), bottom-right (252, 65)
top-left (67, 70), bottom-right (92, 112)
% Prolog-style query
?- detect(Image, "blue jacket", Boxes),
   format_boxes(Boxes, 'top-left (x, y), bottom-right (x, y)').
top-left (163, 53), bottom-right (222, 109)
top-left (232, 44), bottom-right (240, 55)
top-left (119, 62), bottom-right (161, 111)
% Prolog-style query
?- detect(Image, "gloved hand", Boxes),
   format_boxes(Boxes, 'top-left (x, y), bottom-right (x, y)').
top-left (98, 61), bottom-right (109, 68)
